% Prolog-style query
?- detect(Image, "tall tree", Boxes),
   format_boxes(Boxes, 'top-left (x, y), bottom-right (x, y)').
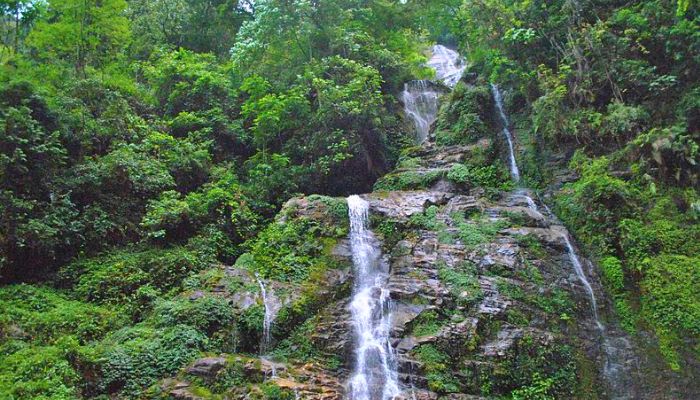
top-left (26, 0), bottom-right (130, 72)
top-left (0, 0), bottom-right (40, 57)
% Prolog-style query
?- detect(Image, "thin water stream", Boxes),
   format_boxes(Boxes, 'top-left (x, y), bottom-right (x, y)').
top-left (255, 273), bottom-right (279, 378)
top-left (490, 84), bottom-right (520, 182)
top-left (496, 92), bottom-right (638, 399)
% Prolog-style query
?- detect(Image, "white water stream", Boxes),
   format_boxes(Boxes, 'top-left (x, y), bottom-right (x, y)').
top-left (498, 108), bottom-right (637, 398)
top-left (490, 84), bottom-right (520, 182)
top-left (347, 195), bottom-right (400, 400)
top-left (402, 45), bottom-right (466, 143)
top-left (255, 273), bottom-right (279, 378)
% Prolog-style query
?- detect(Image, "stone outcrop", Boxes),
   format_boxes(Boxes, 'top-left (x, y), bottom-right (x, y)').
top-left (157, 142), bottom-right (627, 399)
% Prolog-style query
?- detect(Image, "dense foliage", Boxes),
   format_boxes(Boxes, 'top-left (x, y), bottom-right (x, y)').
top-left (0, 0), bottom-right (698, 398)
top-left (0, 0), bottom-right (449, 397)
top-left (449, 0), bottom-right (699, 373)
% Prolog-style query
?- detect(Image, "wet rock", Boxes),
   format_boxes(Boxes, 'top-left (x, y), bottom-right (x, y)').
top-left (501, 226), bottom-right (566, 250)
top-left (482, 327), bottom-right (524, 357)
top-left (366, 190), bottom-right (453, 219)
top-left (169, 388), bottom-right (201, 400)
top-left (477, 276), bottom-right (511, 316)
top-left (331, 239), bottom-right (352, 258)
top-left (186, 357), bottom-right (227, 378)
top-left (188, 290), bottom-right (205, 301)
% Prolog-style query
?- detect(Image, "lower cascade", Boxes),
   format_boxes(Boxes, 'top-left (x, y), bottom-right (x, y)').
top-left (347, 195), bottom-right (400, 400)
top-left (255, 273), bottom-right (280, 378)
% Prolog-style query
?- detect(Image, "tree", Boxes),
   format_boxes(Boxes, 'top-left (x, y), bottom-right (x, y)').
top-left (26, 0), bottom-right (130, 72)
top-left (0, 0), bottom-right (40, 57)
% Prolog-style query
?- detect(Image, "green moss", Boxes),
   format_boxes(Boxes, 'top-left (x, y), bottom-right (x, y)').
top-left (498, 280), bottom-right (573, 317)
top-left (373, 169), bottom-right (445, 191)
top-left (640, 255), bottom-right (700, 369)
top-left (446, 163), bottom-right (513, 190)
top-left (438, 261), bottom-right (482, 307)
top-left (408, 205), bottom-right (441, 230)
top-left (413, 344), bottom-right (460, 393)
top-left (259, 382), bottom-right (294, 400)
top-left (305, 195), bottom-right (349, 228)
top-left (411, 310), bottom-right (443, 337)
top-left (373, 218), bottom-right (405, 251)
top-left (451, 211), bottom-right (507, 250)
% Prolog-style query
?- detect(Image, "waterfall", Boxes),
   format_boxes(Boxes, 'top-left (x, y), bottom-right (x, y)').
top-left (255, 272), bottom-right (279, 378)
top-left (402, 45), bottom-right (466, 143)
top-left (347, 195), bottom-right (400, 400)
top-left (490, 84), bottom-right (520, 182)
top-left (255, 272), bottom-right (275, 353)
top-left (401, 81), bottom-right (440, 143)
top-left (562, 234), bottom-right (639, 399)
top-left (428, 45), bottom-right (467, 88)
top-left (562, 235), bottom-right (605, 331)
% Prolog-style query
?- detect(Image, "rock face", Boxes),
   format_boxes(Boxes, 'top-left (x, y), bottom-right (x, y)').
top-left (157, 141), bottom-right (648, 398)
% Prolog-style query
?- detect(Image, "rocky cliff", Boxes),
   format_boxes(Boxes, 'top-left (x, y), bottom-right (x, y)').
top-left (150, 79), bottom-right (693, 399)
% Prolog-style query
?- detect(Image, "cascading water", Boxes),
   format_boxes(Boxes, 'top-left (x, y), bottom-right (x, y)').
top-left (428, 45), bottom-right (467, 88)
top-left (562, 235), bottom-right (604, 330)
top-left (401, 81), bottom-right (440, 143)
top-left (490, 84), bottom-right (520, 182)
top-left (402, 45), bottom-right (466, 143)
top-left (255, 273), bottom-right (279, 378)
top-left (347, 195), bottom-right (400, 400)
top-left (495, 89), bottom-right (638, 399)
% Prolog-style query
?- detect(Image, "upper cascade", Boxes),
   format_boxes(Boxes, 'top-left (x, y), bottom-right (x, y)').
top-left (402, 45), bottom-right (466, 143)
top-left (427, 44), bottom-right (467, 88)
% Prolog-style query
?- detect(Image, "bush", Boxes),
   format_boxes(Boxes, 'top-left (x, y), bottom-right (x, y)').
top-left (447, 163), bottom-right (512, 189)
top-left (640, 255), bottom-right (700, 369)
top-left (414, 344), bottom-right (460, 393)
top-left (0, 285), bottom-right (125, 344)
top-left (434, 82), bottom-right (494, 146)
top-left (235, 219), bottom-right (341, 282)
top-left (59, 247), bottom-right (212, 312)
top-left (438, 261), bottom-right (482, 307)
top-left (599, 256), bottom-right (625, 293)
top-left (153, 295), bottom-right (236, 336)
top-left (0, 338), bottom-right (83, 400)
top-left (97, 325), bottom-right (208, 396)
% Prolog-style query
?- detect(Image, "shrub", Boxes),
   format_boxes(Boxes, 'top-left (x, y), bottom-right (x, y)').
top-left (236, 219), bottom-right (341, 282)
top-left (59, 247), bottom-right (212, 313)
top-left (640, 255), bottom-right (700, 369)
top-left (0, 338), bottom-right (83, 400)
top-left (411, 310), bottom-right (443, 337)
top-left (153, 295), bottom-right (236, 336)
top-left (0, 285), bottom-right (125, 344)
top-left (600, 256), bottom-right (625, 293)
top-left (98, 325), bottom-right (208, 396)
top-left (373, 169), bottom-right (445, 191)
top-left (438, 261), bottom-right (482, 307)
